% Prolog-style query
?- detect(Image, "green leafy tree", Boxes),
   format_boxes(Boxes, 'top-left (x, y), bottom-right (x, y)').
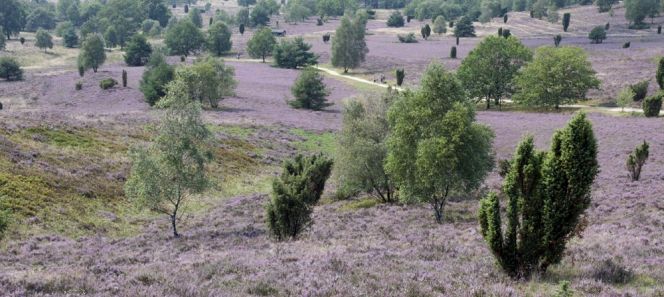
top-left (174, 57), bottom-right (237, 108)
top-left (588, 26), bottom-right (607, 43)
top-left (479, 113), bottom-right (598, 278)
top-left (656, 57), bottom-right (664, 90)
top-left (63, 27), bottom-right (79, 48)
top-left (165, 19), bottom-right (205, 56)
top-left (266, 154), bottom-right (333, 240)
top-left (331, 15), bottom-right (368, 73)
top-left (457, 36), bottom-right (532, 109)
top-left (433, 15), bottom-right (447, 34)
top-left (238, 9), bottom-right (250, 29)
top-left (387, 10), bottom-right (405, 27)
top-left (0, 57), bottom-right (23, 81)
top-left (35, 29), bottom-right (54, 53)
top-left (616, 87), bottom-right (634, 112)
top-left (97, 0), bottom-right (144, 47)
top-left (513, 47), bottom-right (600, 109)
top-left (273, 37), bottom-right (318, 69)
top-left (141, 0), bottom-right (172, 26)
top-left (25, 8), bottom-right (57, 32)
top-left (189, 7), bottom-right (203, 28)
top-left (104, 26), bottom-right (119, 48)
top-left (140, 51), bottom-right (175, 105)
top-left (207, 21), bottom-right (232, 56)
top-left (250, 5), bottom-right (271, 27)
top-left (642, 93), bottom-right (662, 117)
top-left (336, 92), bottom-right (397, 203)
top-left (626, 141), bottom-right (649, 181)
top-left (0, 0), bottom-right (26, 39)
top-left (78, 34), bottom-right (106, 72)
top-left (124, 34), bottom-right (153, 66)
top-left (125, 79), bottom-right (212, 238)
top-left (289, 67), bottom-right (331, 110)
top-left (284, 0), bottom-right (312, 23)
top-left (454, 16), bottom-right (476, 37)
top-left (247, 27), bottom-right (277, 62)
top-left (57, 0), bottom-right (79, 21)
top-left (625, 0), bottom-right (658, 27)
top-left (385, 63), bottom-right (495, 223)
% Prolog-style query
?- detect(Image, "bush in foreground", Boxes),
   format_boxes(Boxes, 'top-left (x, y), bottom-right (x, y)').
top-left (479, 113), bottom-right (598, 278)
top-left (266, 154), bottom-right (333, 240)
top-left (289, 68), bottom-right (331, 110)
top-left (626, 141), bottom-right (649, 181)
top-left (642, 93), bottom-right (662, 117)
top-left (0, 57), bottom-right (23, 81)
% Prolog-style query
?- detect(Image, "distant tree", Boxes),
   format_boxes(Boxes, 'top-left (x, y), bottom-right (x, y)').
top-left (385, 63), bottom-right (494, 223)
top-left (554, 34), bottom-right (562, 47)
top-left (25, 8), bottom-right (57, 32)
top-left (454, 16), bottom-right (476, 37)
top-left (513, 47), bottom-right (600, 109)
top-left (625, 0), bottom-right (657, 28)
top-left (656, 57), bottom-right (664, 90)
top-left (140, 51), bottom-right (175, 106)
top-left (289, 68), bottom-right (331, 110)
top-left (331, 15), bottom-right (368, 73)
top-left (207, 21), bottom-right (233, 56)
top-left (63, 27), bottom-right (79, 48)
top-left (626, 141), bottom-right (649, 181)
top-left (57, 0), bottom-right (79, 21)
top-left (433, 16), bottom-right (447, 34)
top-left (0, 0), bottom-right (26, 39)
top-left (562, 12), bottom-right (571, 31)
top-left (247, 27), bottom-right (277, 62)
top-left (335, 92), bottom-right (397, 203)
top-left (141, 0), bottom-right (172, 26)
top-left (175, 57), bottom-right (237, 108)
top-left (266, 154), bottom-right (333, 241)
top-left (104, 26), bottom-right (119, 48)
top-left (458, 36), bottom-right (533, 109)
top-left (616, 87), bottom-right (634, 112)
top-left (97, 0), bottom-right (145, 48)
top-left (238, 0), bottom-right (257, 6)
top-left (387, 10), bottom-right (405, 27)
top-left (273, 37), bottom-right (319, 69)
top-left (479, 113), bottom-right (598, 278)
top-left (596, 0), bottom-right (613, 12)
top-left (189, 8), bottom-right (203, 28)
top-left (239, 23), bottom-right (246, 35)
top-left (0, 57), bottom-right (23, 81)
top-left (588, 26), bottom-right (607, 43)
top-left (78, 34), bottom-right (106, 73)
top-left (421, 24), bottom-right (431, 40)
top-left (284, 0), bottom-right (311, 23)
top-left (165, 19), bottom-right (205, 56)
top-left (532, 0), bottom-right (547, 19)
top-left (396, 68), bottom-right (405, 86)
top-left (125, 79), bottom-right (212, 238)
top-left (124, 34), bottom-right (153, 66)
top-left (35, 29), bottom-right (54, 53)
top-left (237, 9), bottom-right (250, 28)
top-left (250, 5), bottom-right (271, 27)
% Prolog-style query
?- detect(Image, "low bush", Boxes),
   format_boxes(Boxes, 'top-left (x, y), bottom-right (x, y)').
top-left (75, 81), bottom-right (83, 91)
top-left (396, 68), bottom-right (405, 86)
top-left (289, 68), bottom-right (331, 110)
top-left (497, 159), bottom-right (511, 177)
top-left (450, 46), bottom-right (457, 58)
top-left (0, 57), bottom-right (23, 81)
top-left (630, 80), bottom-right (649, 101)
top-left (642, 93), bottom-right (662, 117)
top-left (623, 41), bottom-right (631, 48)
top-left (99, 78), bottom-right (118, 90)
top-left (554, 34), bottom-right (562, 47)
top-left (387, 11), bottom-right (405, 27)
top-left (397, 33), bottom-right (417, 43)
top-left (588, 26), bottom-right (606, 44)
top-left (626, 141), bottom-right (649, 181)
top-left (591, 259), bottom-right (634, 284)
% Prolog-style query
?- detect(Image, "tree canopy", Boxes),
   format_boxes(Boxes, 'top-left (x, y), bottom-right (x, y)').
top-left (165, 19), bottom-right (205, 56)
top-left (78, 34), bottom-right (107, 73)
top-left (247, 27), bottom-right (277, 62)
top-left (331, 14), bottom-right (368, 73)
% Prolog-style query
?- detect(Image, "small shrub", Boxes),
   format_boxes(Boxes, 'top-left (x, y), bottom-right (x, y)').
top-left (497, 159), bottom-right (511, 177)
top-left (591, 259), bottom-right (634, 284)
top-left (396, 68), bottom-right (405, 86)
top-left (20, 37), bottom-right (26, 45)
top-left (0, 57), bottom-right (23, 81)
top-left (588, 26), bottom-right (606, 44)
top-left (554, 34), bottom-right (562, 47)
top-left (605, 22), bottom-right (610, 30)
top-left (289, 68), bottom-right (331, 110)
top-left (78, 65), bottom-right (85, 77)
top-left (322, 33), bottom-right (330, 43)
top-left (502, 29), bottom-right (511, 38)
top-left (397, 33), bottom-right (418, 43)
top-left (498, 27), bottom-right (503, 36)
top-left (616, 87), bottom-right (634, 112)
top-left (623, 41), bottom-right (631, 48)
top-left (317, 18), bottom-right (323, 26)
top-left (122, 70), bottom-right (128, 87)
top-left (503, 14), bottom-right (508, 23)
top-left (626, 141), bottom-right (649, 181)
top-left (642, 93), bottom-right (662, 117)
top-left (450, 46), bottom-right (457, 58)
top-left (630, 80), bottom-right (649, 101)
top-left (562, 12), bottom-right (571, 32)
top-left (456, 36), bottom-right (459, 45)
top-left (656, 57), bottom-right (664, 90)
top-left (184, 4), bottom-right (189, 13)
top-left (180, 56), bottom-right (186, 62)
top-left (387, 11), bottom-right (405, 27)
top-left (658, 25), bottom-right (662, 34)
top-left (421, 24), bottom-right (431, 40)
top-left (99, 78), bottom-right (118, 90)
top-left (75, 81), bottom-right (83, 91)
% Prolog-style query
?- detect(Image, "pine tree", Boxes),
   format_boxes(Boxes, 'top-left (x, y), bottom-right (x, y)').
top-left (331, 15), bottom-right (368, 73)
top-left (479, 112), bottom-right (598, 278)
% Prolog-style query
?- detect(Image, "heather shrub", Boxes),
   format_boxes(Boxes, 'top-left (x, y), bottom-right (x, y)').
top-left (387, 11), bottom-right (405, 27)
top-left (75, 81), bottom-right (82, 91)
top-left (266, 154), bottom-right (333, 240)
top-left (643, 93), bottom-right (662, 117)
top-left (396, 68), bottom-right (405, 86)
top-left (335, 92), bottom-right (397, 203)
top-left (450, 46), bottom-right (457, 58)
top-left (99, 78), bottom-right (118, 90)
top-left (626, 141), bottom-right (649, 181)
top-left (630, 80), bottom-right (649, 101)
top-left (591, 259), bottom-right (634, 284)
top-left (398, 33), bottom-right (418, 43)
top-left (289, 68), bottom-right (331, 110)
top-left (479, 113), bottom-right (598, 278)
top-left (0, 57), bottom-right (23, 81)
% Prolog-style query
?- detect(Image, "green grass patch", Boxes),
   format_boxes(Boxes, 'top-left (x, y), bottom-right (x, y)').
top-left (339, 197), bottom-right (381, 211)
top-left (290, 128), bottom-right (336, 156)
